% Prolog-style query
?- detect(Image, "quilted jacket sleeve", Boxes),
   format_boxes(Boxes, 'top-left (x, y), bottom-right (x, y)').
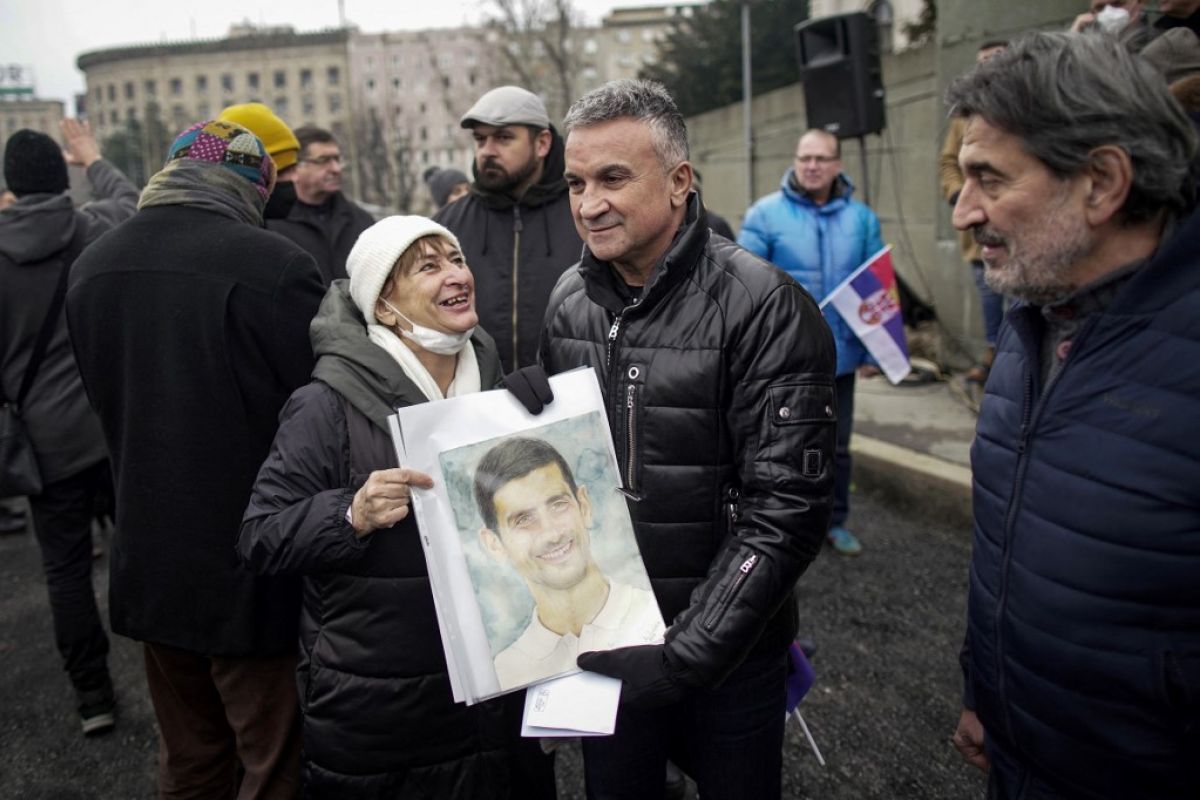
top-left (736, 200), bottom-right (773, 262)
top-left (237, 382), bottom-right (369, 575)
top-left (665, 280), bottom-right (837, 688)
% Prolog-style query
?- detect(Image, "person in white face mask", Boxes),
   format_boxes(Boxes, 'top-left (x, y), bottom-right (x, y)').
top-left (237, 216), bottom-right (558, 798)
top-left (1070, 0), bottom-right (1145, 33)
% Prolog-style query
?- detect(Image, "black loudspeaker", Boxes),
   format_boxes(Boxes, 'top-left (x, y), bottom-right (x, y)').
top-left (794, 12), bottom-right (886, 138)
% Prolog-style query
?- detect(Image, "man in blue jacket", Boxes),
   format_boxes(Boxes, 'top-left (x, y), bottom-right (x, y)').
top-left (948, 32), bottom-right (1200, 799)
top-left (739, 129), bottom-right (883, 556)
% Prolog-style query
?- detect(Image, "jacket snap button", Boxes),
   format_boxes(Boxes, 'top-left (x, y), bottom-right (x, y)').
top-left (825, 405), bottom-right (833, 417)
top-left (779, 406), bottom-right (791, 419)
top-left (628, 366), bottom-right (640, 379)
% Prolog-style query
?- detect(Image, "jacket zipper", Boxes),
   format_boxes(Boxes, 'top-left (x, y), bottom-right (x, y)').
top-left (511, 207), bottom-right (522, 367)
top-left (993, 316), bottom-right (1097, 743)
top-left (702, 552), bottom-right (758, 630)
top-left (625, 384), bottom-right (639, 495)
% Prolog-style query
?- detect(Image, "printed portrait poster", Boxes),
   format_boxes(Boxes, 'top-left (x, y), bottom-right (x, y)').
top-left (390, 368), bottom-right (664, 705)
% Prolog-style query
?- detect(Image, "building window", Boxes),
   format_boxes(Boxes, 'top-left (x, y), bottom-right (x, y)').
top-left (221, 73), bottom-right (234, 93)
top-left (643, 29), bottom-right (657, 42)
top-left (442, 76), bottom-right (451, 90)
top-left (275, 97), bottom-right (288, 116)
top-left (94, 87), bottom-right (102, 104)
top-left (420, 126), bottom-right (427, 141)
top-left (419, 102), bottom-right (426, 114)
top-left (302, 97), bottom-right (315, 117)
top-left (300, 68), bottom-right (313, 89)
top-left (468, 72), bottom-right (477, 87)
top-left (392, 77), bottom-right (401, 91)
top-left (107, 84), bottom-right (116, 102)
top-left (110, 110), bottom-right (118, 124)
top-left (170, 78), bottom-right (182, 96)
top-left (274, 70), bottom-right (286, 89)
top-left (584, 38), bottom-right (598, 54)
top-left (366, 78), bottom-right (375, 91)
top-left (329, 94), bottom-right (342, 114)
top-left (617, 30), bottom-right (632, 44)
top-left (172, 105), bottom-right (186, 125)
top-left (196, 102), bottom-right (209, 119)
top-left (196, 75), bottom-right (208, 93)
top-left (247, 72), bottom-right (260, 90)
top-left (327, 66), bottom-right (340, 86)
top-left (144, 79), bottom-right (157, 97)
top-left (124, 81), bottom-right (134, 99)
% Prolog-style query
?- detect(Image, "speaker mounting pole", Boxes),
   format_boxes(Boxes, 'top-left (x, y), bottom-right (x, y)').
top-left (858, 135), bottom-right (870, 207)
top-left (741, 0), bottom-right (756, 208)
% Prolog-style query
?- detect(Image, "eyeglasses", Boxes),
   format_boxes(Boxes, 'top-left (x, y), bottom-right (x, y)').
top-left (794, 155), bottom-right (838, 165)
top-left (300, 154), bottom-right (343, 166)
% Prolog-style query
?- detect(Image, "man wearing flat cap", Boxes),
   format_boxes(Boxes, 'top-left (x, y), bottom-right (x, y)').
top-left (435, 85), bottom-right (582, 372)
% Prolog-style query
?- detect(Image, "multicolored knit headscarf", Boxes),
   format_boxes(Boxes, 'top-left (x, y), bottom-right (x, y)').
top-left (166, 120), bottom-right (273, 199)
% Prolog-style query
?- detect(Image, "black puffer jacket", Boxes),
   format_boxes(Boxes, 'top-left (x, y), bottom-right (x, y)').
top-left (540, 194), bottom-right (837, 688)
top-left (238, 283), bottom-right (517, 797)
top-left (434, 127), bottom-right (582, 372)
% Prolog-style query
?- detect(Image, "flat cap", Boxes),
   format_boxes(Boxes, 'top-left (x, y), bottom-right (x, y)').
top-left (461, 86), bottom-right (550, 129)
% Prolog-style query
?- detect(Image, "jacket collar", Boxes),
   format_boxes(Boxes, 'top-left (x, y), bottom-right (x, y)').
top-left (578, 192), bottom-right (709, 315)
top-left (780, 168), bottom-right (854, 211)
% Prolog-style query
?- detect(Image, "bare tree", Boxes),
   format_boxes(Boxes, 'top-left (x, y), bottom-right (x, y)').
top-left (482, 0), bottom-right (578, 121)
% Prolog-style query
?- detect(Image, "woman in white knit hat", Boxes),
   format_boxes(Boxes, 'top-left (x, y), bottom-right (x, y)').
top-left (236, 216), bottom-right (555, 798)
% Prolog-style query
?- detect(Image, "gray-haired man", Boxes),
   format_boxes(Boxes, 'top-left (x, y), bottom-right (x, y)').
top-left (948, 32), bottom-right (1200, 799)
top-left (539, 79), bottom-right (836, 800)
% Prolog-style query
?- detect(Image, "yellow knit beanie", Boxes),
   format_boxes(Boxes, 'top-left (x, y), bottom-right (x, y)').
top-left (218, 103), bottom-right (300, 171)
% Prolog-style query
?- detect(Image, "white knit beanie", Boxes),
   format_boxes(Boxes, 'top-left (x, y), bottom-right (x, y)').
top-left (346, 215), bottom-right (463, 323)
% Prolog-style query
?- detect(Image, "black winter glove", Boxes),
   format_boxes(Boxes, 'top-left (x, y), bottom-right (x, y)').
top-left (503, 365), bottom-right (554, 415)
top-left (577, 644), bottom-right (688, 710)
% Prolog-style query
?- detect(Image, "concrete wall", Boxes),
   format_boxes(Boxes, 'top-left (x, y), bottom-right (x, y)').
top-left (689, 2), bottom-right (1086, 367)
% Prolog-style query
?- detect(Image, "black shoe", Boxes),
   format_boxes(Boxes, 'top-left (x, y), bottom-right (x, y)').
top-left (77, 684), bottom-right (116, 737)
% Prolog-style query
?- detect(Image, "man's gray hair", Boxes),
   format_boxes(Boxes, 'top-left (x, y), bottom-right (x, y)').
top-left (563, 79), bottom-right (690, 168)
top-left (945, 31), bottom-right (1197, 223)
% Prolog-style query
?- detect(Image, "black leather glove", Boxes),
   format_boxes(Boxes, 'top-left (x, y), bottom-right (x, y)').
top-left (503, 365), bottom-right (554, 415)
top-left (577, 644), bottom-right (688, 710)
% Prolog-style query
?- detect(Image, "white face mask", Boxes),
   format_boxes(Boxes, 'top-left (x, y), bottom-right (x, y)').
top-left (1096, 4), bottom-right (1131, 32)
top-left (379, 298), bottom-right (474, 355)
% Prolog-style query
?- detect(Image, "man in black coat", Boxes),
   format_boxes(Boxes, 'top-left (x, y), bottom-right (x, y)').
top-left (435, 85), bottom-right (583, 371)
top-left (539, 79), bottom-right (836, 800)
top-left (0, 119), bottom-right (137, 736)
top-left (67, 120), bottom-right (325, 798)
top-left (267, 125), bottom-right (375, 284)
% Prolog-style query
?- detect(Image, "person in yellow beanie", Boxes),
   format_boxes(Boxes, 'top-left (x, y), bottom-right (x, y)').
top-left (219, 102), bottom-right (301, 220)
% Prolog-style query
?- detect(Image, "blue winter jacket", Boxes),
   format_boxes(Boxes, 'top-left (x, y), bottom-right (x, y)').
top-left (738, 170), bottom-right (884, 376)
top-left (965, 209), bottom-right (1200, 799)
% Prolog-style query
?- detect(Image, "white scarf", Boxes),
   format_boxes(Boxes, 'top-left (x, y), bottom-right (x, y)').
top-left (366, 324), bottom-right (481, 402)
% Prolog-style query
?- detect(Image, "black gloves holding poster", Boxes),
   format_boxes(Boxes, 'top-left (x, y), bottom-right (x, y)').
top-left (503, 365), bottom-right (555, 415)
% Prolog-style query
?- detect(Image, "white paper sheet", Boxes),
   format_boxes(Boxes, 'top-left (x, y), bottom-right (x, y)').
top-left (520, 672), bottom-right (622, 737)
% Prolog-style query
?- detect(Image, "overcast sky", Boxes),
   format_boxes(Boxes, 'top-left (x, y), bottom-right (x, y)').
top-left (0, 0), bottom-right (681, 107)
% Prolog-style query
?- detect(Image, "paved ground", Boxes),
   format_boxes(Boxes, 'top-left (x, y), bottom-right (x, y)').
top-left (0, 482), bottom-right (984, 799)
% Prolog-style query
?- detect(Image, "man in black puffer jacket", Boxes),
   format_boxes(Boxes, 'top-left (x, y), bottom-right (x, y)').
top-left (540, 79), bottom-right (836, 800)
top-left (435, 86), bottom-right (582, 372)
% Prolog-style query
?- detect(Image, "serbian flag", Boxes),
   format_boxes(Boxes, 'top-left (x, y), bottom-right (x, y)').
top-left (819, 246), bottom-right (911, 385)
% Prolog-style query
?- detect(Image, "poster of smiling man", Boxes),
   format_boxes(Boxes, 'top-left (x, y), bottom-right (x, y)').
top-left (390, 368), bottom-right (663, 704)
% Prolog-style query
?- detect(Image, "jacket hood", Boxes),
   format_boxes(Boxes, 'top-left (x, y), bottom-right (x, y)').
top-left (779, 168), bottom-right (856, 210)
top-left (310, 280), bottom-right (501, 430)
top-left (0, 193), bottom-right (81, 264)
top-left (469, 125), bottom-right (569, 211)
